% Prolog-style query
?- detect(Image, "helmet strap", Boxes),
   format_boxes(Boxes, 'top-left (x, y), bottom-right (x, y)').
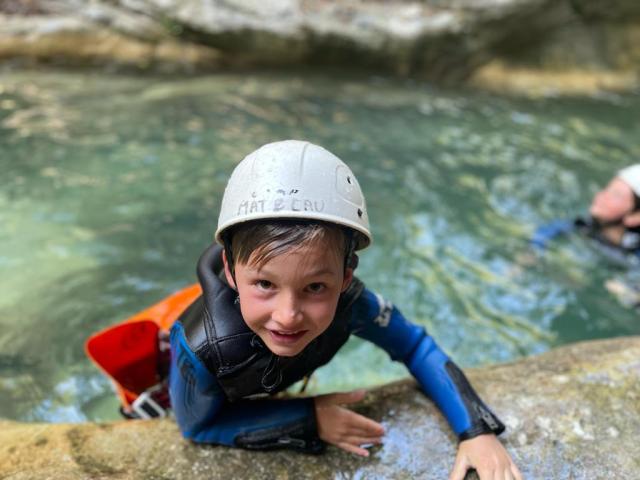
top-left (221, 232), bottom-right (238, 289)
top-left (344, 230), bottom-right (358, 272)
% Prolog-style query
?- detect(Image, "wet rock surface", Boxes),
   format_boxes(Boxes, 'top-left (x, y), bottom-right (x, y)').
top-left (1, 336), bottom-right (639, 479)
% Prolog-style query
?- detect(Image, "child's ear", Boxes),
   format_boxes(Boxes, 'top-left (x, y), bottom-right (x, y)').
top-left (341, 268), bottom-right (354, 292)
top-left (221, 249), bottom-right (237, 289)
top-left (623, 211), bottom-right (640, 228)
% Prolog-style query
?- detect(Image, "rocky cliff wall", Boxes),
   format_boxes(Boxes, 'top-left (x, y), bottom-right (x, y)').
top-left (0, 0), bottom-right (639, 94)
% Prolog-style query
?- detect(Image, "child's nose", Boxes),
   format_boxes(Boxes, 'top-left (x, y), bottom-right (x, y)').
top-left (273, 292), bottom-right (303, 326)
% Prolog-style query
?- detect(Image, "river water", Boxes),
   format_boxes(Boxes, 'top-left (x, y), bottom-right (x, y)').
top-left (1, 70), bottom-right (639, 422)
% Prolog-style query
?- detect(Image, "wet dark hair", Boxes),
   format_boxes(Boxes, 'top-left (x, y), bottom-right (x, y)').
top-left (222, 219), bottom-right (356, 275)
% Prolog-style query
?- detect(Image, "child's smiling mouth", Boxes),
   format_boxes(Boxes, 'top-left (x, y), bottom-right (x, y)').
top-left (269, 329), bottom-right (308, 344)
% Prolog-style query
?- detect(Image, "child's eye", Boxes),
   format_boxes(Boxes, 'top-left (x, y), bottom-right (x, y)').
top-left (306, 283), bottom-right (326, 294)
top-left (255, 280), bottom-right (274, 290)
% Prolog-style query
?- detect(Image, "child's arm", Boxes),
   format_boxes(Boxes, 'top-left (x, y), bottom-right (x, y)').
top-left (350, 288), bottom-right (521, 479)
top-left (169, 322), bottom-right (324, 453)
top-left (351, 288), bottom-right (503, 439)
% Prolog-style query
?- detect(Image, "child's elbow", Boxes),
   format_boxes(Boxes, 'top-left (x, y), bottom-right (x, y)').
top-left (174, 416), bottom-right (234, 446)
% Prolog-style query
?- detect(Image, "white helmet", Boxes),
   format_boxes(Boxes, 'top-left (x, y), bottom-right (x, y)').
top-left (215, 140), bottom-right (371, 249)
top-left (618, 164), bottom-right (640, 197)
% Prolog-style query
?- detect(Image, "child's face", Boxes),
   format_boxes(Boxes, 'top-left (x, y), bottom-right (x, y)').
top-left (589, 177), bottom-right (635, 222)
top-left (223, 238), bottom-right (353, 357)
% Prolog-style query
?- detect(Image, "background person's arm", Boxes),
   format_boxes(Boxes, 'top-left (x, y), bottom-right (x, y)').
top-left (530, 218), bottom-right (575, 251)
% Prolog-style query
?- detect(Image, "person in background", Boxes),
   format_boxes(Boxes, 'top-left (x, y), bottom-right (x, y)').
top-left (531, 164), bottom-right (640, 305)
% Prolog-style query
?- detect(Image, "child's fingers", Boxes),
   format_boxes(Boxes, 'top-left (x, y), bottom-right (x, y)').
top-left (343, 410), bottom-right (385, 436)
top-left (337, 441), bottom-right (370, 457)
top-left (448, 455), bottom-right (469, 480)
top-left (510, 463), bottom-right (523, 480)
top-left (344, 435), bottom-right (383, 446)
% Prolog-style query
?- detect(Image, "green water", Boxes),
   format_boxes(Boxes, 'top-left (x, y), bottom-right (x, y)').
top-left (1, 70), bottom-right (639, 423)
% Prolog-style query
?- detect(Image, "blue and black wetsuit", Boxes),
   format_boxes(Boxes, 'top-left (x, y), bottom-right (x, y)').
top-left (169, 244), bottom-right (504, 452)
top-left (530, 219), bottom-right (576, 251)
top-left (531, 216), bottom-right (640, 262)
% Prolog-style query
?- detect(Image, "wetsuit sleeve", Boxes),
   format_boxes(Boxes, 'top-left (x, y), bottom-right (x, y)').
top-left (169, 322), bottom-right (324, 453)
top-left (350, 288), bottom-right (505, 441)
top-left (530, 219), bottom-right (575, 251)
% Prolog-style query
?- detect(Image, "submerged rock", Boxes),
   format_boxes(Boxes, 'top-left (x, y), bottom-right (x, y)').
top-left (1, 336), bottom-right (639, 479)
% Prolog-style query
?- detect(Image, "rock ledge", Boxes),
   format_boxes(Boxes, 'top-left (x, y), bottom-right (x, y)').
top-left (1, 336), bottom-right (639, 479)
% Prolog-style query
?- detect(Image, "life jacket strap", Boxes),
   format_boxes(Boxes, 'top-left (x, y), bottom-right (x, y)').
top-left (122, 382), bottom-right (170, 419)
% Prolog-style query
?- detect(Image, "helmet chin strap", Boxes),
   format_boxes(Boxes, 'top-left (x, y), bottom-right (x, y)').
top-left (344, 229), bottom-right (358, 272)
top-left (221, 232), bottom-right (238, 289)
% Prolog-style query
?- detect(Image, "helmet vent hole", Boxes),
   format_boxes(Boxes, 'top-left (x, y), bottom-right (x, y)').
top-left (357, 208), bottom-right (363, 218)
top-left (347, 176), bottom-right (352, 184)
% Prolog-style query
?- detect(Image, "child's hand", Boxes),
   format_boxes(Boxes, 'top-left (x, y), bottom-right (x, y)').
top-left (450, 434), bottom-right (522, 480)
top-left (314, 389), bottom-right (385, 457)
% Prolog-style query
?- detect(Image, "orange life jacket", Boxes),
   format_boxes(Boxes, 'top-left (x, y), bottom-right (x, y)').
top-left (85, 283), bottom-right (201, 416)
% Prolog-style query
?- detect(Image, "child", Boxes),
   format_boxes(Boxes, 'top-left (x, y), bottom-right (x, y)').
top-left (169, 140), bottom-right (521, 480)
